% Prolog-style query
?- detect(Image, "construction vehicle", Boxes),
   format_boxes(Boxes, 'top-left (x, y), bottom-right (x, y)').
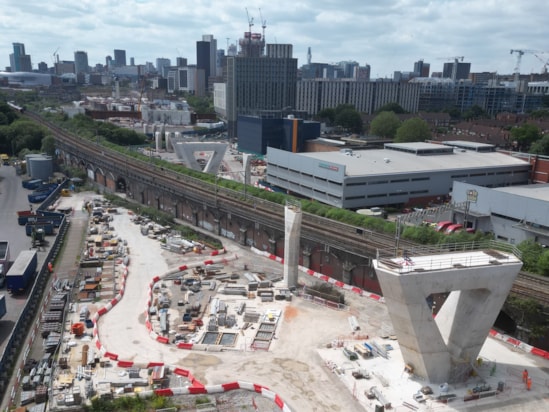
top-left (6, 250), bottom-right (38, 294)
top-left (31, 227), bottom-right (46, 248)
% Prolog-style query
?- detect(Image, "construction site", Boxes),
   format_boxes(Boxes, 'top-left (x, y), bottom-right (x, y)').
top-left (9, 192), bottom-right (549, 412)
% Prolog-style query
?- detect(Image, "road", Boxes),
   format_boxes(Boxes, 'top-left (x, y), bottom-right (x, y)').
top-left (0, 164), bottom-right (40, 348)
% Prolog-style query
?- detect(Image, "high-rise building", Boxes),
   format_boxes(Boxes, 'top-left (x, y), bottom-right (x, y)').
top-left (114, 49), bottom-right (127, 67)
top-left (74, 51), bottom-right (89, 74)
top-left (414, 60), bottom-right (430, 77)
top-left (176, 57), bottom-right (188, 67)
top-left (224, 45), bottom-right (298, 137)
top-left (10, 43), bottom-right (31, 72)
top-left (443, 61), bottom-right (471, 81)
top-left (238, 31), bottom-right (265, 58)
top-left (196, 34), bottom-right (217, 87)
top-left (156, 58), bottom-right (171, 77)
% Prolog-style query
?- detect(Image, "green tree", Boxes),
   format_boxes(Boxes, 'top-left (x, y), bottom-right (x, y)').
top-left (394, 118), bottom-right (431, 143)
top-left (529, 135), bottom-right (549, 155)
top-left (444, 108), bottom-right (462, 120)
top-left (375, 102), bottom-right (406, 114)
top-left (185, 95), bottom-right (214, 114)
top-left (530, 109), bottom-right (549, 119)
top-left (317, 108), bottom-right (336, 125)
top-left (536, 249), bottom-right (549, 276)
top-left (463, 105), bottom-right (488, 120)
top-left (40, 135), bottom-right (56, 156)
top-left (511, 124), bottom-right (542, 152)
top-left (517, 239), bottom-right (543, 273)
top-left (504, 296), bottom-right (548, 341)
top-left (369, 111), bottom-right (401, 139)
top-left (8, 119), bottom-right (47, 154)
top-left (335, 108), bottom-right (363, 133)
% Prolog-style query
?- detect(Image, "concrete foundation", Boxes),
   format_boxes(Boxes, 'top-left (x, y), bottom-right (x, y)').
top-left (374, 247), bottom-right (522, 383)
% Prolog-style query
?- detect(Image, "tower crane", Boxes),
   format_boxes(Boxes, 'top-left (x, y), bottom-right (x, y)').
top-left (258, 8), bottom-right (267, 41)
top-left (436, 56), bottom-right (464, 81)
top-left (510, 49), bottom-right (548, 82)
top-left (534, 54), bottom-right (549, 74)
top-left (245, 8), bottom-right (254, 33)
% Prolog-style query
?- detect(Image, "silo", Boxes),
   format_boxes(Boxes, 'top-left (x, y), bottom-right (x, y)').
top-left (165, 132), bottom-right (173, 152)
top-left (28, 155), bottom-right (53, 181)
top-left (155, 132), bottom-right (162, 152)
top-left (25, 154), bottom-right (43, 178)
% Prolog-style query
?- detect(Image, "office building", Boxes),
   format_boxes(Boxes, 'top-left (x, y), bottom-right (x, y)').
top-left (74, 51), bottom-right (89, 74)
top-left (443, 61), bottom-right (471, 80)
top-left (224, 43), bottom-right (298, 137)
top-left (196, 34), bottom-right (217, 86)
top-left (296, 79), bottom-right (420, 116)
top-left (114, 49), bottom-right (126, 67)
top-left (414, 59), bottom-right (430, 77)
top-left (9, 42), bottom-right (31, 72)
top-left (237, 115), bottom-right (320, 155)
top-left (156, 58), bottom-right (171, 77)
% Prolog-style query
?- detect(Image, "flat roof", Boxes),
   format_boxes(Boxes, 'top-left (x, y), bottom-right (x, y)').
top-left (443, 140), bottom-right (495, 149)
top-left (377, 249), bottom-right (521, 274)
top-left (294, 147), bottom-right (529, 176)
top-left (493, 183), bottom-right (549, 202)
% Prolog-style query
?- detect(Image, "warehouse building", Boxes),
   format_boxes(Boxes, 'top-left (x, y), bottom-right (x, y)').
top-left (266, 142), bottom-right (530, 209)
top-left (451, 181), bottom-right (549, 245)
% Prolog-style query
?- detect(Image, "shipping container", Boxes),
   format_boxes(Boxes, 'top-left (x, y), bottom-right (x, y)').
top-left (6, 250), bottom-right (38, 294)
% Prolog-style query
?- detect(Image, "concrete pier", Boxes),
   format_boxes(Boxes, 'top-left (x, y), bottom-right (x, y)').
top-left (283, 200), bottom-right (302, 288)
top-left (374, 247), bottom-right (522, 383)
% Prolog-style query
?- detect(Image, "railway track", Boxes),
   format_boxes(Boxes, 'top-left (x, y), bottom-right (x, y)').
top-left (511, 273), bottom-right (549, 306)
top-left (25, 111), bottom-right (549, 306)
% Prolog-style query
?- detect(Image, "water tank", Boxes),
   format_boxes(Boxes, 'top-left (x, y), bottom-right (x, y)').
top-left (28, 155), bottom-right (53, 181)
top-left (25, 153), bottom-right (43, 177)
top-left (155, 132), bottom-right (162, 152)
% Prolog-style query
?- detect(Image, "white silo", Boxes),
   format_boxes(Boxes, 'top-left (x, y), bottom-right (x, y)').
top-left (155, 131), bottom-right (162, 152)
top-left (165, 132), bottom-right (173, 152)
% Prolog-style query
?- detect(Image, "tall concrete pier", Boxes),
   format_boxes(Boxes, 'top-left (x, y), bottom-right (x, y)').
top-left (283, 200), bottom-right (302, 288)
top-left (374, 246), bottom-right (522, 383)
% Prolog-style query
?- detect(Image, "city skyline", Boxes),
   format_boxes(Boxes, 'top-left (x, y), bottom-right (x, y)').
top-left (1, 1), bottom-right (549, 78)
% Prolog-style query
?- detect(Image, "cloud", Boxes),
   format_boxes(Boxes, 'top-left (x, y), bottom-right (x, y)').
top-left (1, 0), bottom-right (548, 78)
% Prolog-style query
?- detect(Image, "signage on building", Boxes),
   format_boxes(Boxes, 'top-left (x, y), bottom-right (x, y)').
top-left (466, 189), bottom-right (478, 202)
top-left (319, 162), bottom-right (339, 172)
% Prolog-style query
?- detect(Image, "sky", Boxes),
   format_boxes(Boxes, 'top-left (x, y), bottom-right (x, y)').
top-left (1, 0), bottom-right (549, 78)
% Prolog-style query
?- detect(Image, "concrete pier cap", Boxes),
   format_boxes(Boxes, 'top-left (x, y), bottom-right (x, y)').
top-left (373, 242), bottom-right (522, 383)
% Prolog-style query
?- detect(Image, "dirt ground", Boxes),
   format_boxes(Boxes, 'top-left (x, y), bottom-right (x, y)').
top-left (53, 191), bottom-right (391, 411)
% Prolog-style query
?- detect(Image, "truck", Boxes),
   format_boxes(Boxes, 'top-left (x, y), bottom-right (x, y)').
top-left (0, 295), bottom-right (6, 319)
top-left (0, 242), bottom-right (9, 289)
top-left (0, 241), bottom-right (9, 266)
top-left (6, 250), bottom-right (38, 294)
